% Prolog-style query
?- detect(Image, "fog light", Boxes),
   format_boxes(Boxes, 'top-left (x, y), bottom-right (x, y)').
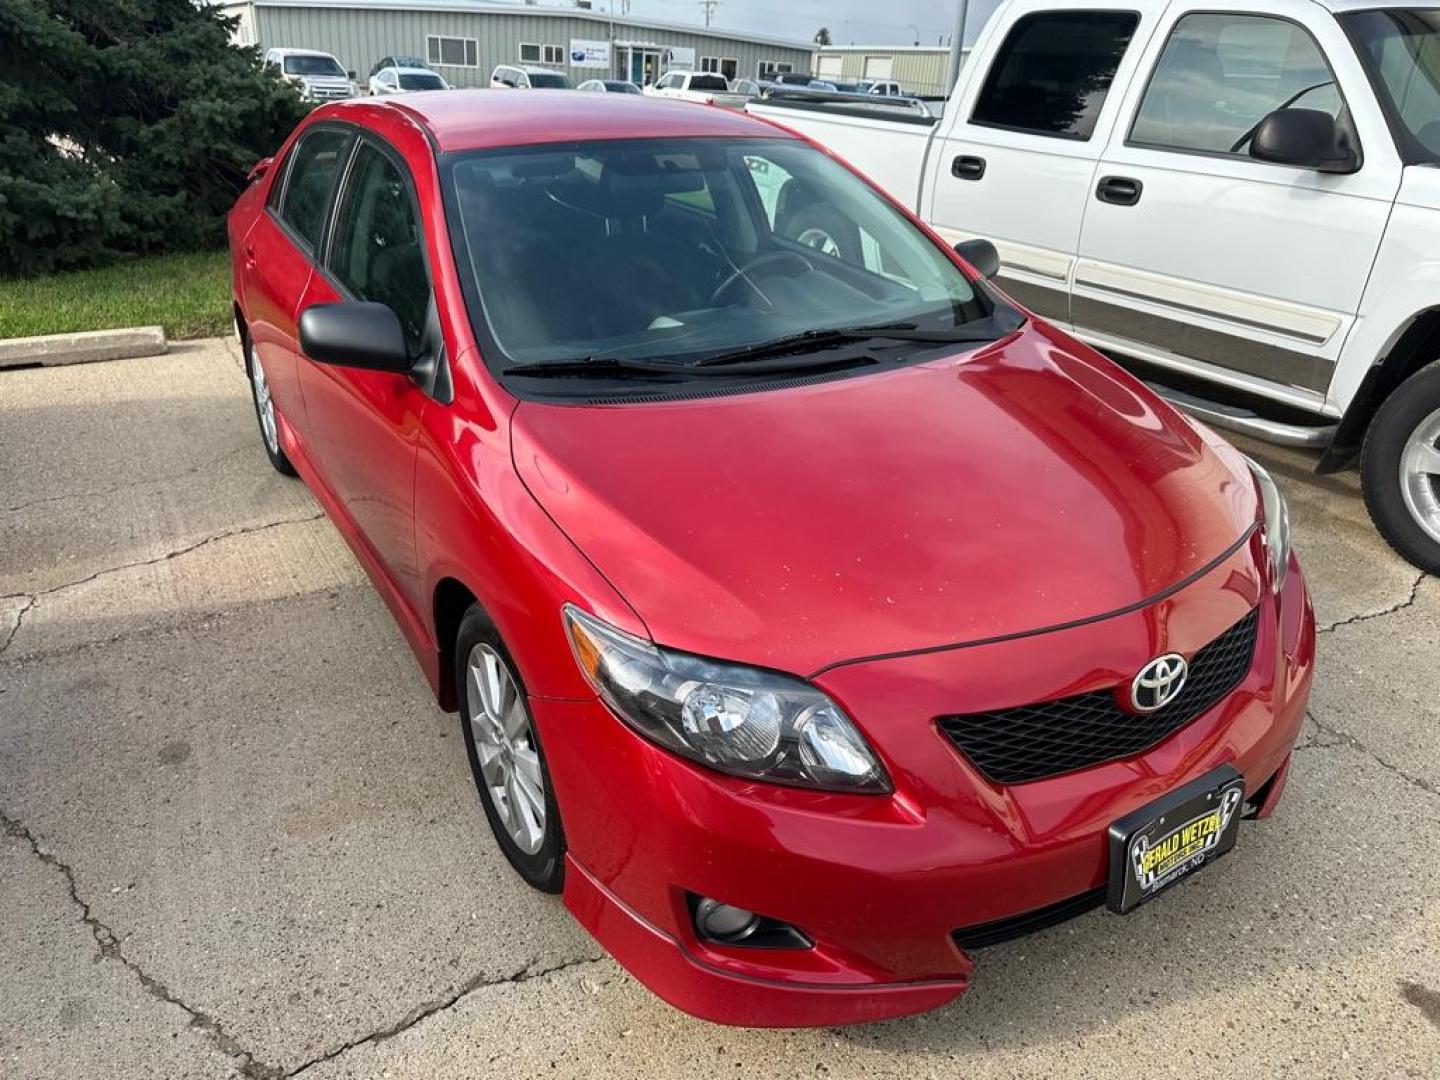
top-left (694, 897), bottom-right (761, 943)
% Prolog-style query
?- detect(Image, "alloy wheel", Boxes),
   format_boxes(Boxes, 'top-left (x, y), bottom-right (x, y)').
top-left (250, 346), bottom-right (279, 454)
top-left (1400, 406), bottom-right (1440, 547)
top-left (465, 643), bottom-right (547, 855)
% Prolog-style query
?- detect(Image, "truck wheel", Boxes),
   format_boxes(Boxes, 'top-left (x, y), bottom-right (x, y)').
top-left (1361, 363), bottom-right (1440, 575)
top-left (784, 204), bottom-right (862, 264)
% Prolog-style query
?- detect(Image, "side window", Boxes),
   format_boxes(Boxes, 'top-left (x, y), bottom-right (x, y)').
top-left (1130, 14), bottom-right (1344, 156)
top-left (274, 129), bottom-right (350, 251)
top-left (971, 11), bottom-right (1140, 139)
top-left (327, 142), bottom-right (431, 350)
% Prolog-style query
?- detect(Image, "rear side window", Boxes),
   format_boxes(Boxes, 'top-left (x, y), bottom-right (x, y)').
top-left (971, 11), bottom-right (1140, 139)
top-left (275, 129), bottom-right (350, 251)
top-left (1130, 14), bottom-right (1344, 156)
top-left (327, 142), bottom-right (430, 350)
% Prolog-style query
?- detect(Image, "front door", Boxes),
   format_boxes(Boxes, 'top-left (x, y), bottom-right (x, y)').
top-left (297, 135), bottom-right (435, 606)
top-left (1076, 0), bottom-right (1402, 407)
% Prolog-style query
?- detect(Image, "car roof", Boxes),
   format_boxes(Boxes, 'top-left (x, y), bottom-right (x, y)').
top-left (390, 66), bottom-right (437, 75)
top-left (500, 65), bottom-right (569, 75)
top-left (369, 89), bottom-right (794, 153)
top-left (269, 47), bottom-right (337, 58)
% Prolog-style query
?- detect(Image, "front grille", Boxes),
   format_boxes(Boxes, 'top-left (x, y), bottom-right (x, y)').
top-left (952, 887), bottom-right (1106, 950)
top-left (938, 608), bottom-right (1260, 785)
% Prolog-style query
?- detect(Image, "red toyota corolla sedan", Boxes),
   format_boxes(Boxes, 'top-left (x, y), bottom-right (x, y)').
top-left (228, 91), bottom-right (1315, 1027)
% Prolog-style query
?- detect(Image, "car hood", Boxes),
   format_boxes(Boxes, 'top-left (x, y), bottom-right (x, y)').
top-left (511, 323), bottom-right (1258, 675)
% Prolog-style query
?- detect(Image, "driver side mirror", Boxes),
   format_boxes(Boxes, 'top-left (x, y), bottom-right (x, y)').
top-left (248, 156), bottom-right (274, 182)
top-left (1250, 108), bottom-right (1358, 173)
top-left (299, 302), bottom-right (411, 374)
top-left (954, 238), bottom-right (1000, 280)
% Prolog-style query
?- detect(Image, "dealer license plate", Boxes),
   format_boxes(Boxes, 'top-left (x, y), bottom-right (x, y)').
top-left (1107, 765), bottom-right (1246, 914)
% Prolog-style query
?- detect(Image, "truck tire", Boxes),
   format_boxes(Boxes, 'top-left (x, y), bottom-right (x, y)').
top-left (1360, 362), bottom-right (1440, 575)
top-left (784, 204), bottom-right (862, 264)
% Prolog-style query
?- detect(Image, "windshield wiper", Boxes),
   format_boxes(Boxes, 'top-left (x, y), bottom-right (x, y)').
top-left (691, 320), bottom-right (1012, 368)
top-left (503, 352), bottom-right (879, 379)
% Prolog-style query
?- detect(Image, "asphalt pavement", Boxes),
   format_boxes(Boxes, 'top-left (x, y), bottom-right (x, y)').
top-left (1, 339), bottom-right (1436, 1078)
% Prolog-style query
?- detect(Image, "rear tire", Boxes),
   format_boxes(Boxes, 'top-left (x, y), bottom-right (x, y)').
top-left (1360, 362), bottom-right (1440, 575)
top-left (243, 333), bottom-right (297, 477)
top-left (455, 606), bottom-right (566, 893)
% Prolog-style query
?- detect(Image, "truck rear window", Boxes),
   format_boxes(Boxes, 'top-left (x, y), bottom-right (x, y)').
top-left (970, 11), bottom-right (1139, 140)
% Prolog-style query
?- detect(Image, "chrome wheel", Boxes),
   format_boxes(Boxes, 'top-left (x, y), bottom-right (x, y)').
top-left (795, 226), bottom-right (841, 258)
top-left (465, 644), bottom-right (546, 855)
top-left (250, 346), bottom-right (279, 454)
top-left (1400, 406), bottom-right (1440, 546)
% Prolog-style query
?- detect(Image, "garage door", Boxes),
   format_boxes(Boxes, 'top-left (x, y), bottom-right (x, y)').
top-left (863, 55), bottom-right (894, 79)
top-left (816, 54), bottom-right (843, 79)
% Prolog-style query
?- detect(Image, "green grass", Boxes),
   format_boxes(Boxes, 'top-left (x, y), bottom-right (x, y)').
top-left (0, 250), bottom-right (232, 341)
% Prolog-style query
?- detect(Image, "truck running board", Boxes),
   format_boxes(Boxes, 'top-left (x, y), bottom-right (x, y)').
top-left (1145, 383), bottom-right (1337, 449)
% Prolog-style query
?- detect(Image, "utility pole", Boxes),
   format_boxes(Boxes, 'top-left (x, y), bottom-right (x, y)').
top-left (699, 0), bottom-right (717, 28)
top-left (945, 0), bottom-right (969, 94)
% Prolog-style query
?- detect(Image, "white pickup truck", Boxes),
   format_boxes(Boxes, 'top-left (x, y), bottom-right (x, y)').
top-left (645, 70), bottom-right (751, 109)
top-left (749, 0), bottom-right (1440, 574)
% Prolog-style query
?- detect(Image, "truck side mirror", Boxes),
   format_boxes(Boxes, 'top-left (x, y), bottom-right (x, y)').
top-left (1250, 108), bottom-right (1358, 174)
top-left (954, 238), bottom-right (1000, 280)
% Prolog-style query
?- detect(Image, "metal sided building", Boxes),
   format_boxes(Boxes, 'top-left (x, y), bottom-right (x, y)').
top-left (219, 0), bottom-right (814, 88)
top-left (811, 46), bottom-right (967, 98)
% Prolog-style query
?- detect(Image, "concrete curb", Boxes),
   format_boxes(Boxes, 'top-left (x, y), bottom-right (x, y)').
top-left (0, 326), bottom-right (168, 369)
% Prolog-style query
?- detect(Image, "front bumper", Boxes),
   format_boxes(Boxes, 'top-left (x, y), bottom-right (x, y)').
top-left (540, 533), bottom-right (1314, 1026)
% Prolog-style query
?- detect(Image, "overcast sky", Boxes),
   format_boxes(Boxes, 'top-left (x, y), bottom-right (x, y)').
top-left (617, 0), bottom-right (1004, 47)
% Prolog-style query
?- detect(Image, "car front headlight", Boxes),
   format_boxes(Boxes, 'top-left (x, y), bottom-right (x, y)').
top-left (1247, 458), bottom-right (1291, 593)
top-left (563, 605), bottom-right (890, 794)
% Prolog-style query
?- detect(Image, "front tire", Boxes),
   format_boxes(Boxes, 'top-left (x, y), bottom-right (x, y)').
top-left (455, 607), bottom-right (566, 893)
top-left (1361, 362), bottom-right (1440, 575)
top-left (243, 333), bottom-right (297, 477)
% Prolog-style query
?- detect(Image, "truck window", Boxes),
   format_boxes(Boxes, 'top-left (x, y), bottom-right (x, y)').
top-left (970, 11), bottom-right (1140, 140)
top-left (1342, 9), bottom-right (1440, 162)
top-left (1130, 14), bottom-right (1344, 157)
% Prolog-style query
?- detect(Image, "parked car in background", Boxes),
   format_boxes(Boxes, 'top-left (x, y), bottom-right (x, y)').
top-left (644, 70), bottom-right (750, 108)
top-left (264, 47), bottom-right (357, 102)
top-left (752, 0), bottom-right (1440, 575)
top-left (577, 79), bottom-right (643, 94)
top-left (369, 55), bottom-right (429, 81)
top-left (853, 78), bottom-right (905, 97)
top-left (369, 66), bottom-right (449, 95)
top-left (729, 77), bottom-right (763, 98)
top-left (229, 90), bottom-right (1312, 1027)
top-left (490, 65), bottom-right (573, 90)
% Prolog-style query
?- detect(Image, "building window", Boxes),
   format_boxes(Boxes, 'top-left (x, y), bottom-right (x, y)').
top-left (700, 56), bottom-right (720, 73)
top-left (758, 60), bottom-right (794, 78)
top-left (721, 58), bottom-right (738, 80)
top-left (520, 43), bottom-right (565, 65)
top-left (427, 35), bottom-right (478, 68)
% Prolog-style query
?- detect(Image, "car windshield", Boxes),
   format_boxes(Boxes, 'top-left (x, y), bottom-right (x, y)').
top-left (284, 55), bottom-right (346, 77)
top-left (529, 72), bottom-right (572, 89)
top-left (398, 72), bottom-right (445, 90)
top-left (444, 137), bottom-right (1000, 384)
top-left (1343, 8), bottom-right (1440, 161)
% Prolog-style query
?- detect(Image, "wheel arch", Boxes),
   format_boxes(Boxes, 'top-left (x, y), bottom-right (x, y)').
top-left (1319, 307), bottom-right (1440, 473)
top-left (433, 575), bottom-right (486, 712)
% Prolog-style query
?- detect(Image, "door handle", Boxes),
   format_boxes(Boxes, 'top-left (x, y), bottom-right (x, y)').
top-left (952, 155), bottom-right (986, 181)
top-left (1096, 176), bottom-right (1143, 206)
top-left (243, 244), bottom-right (257, 268)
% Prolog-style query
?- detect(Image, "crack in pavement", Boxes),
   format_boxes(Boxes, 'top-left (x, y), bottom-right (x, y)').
top-left (1, 810), bottom-right (286, 1080)
top-left (1318, 571), bottom-right (1426, 634)
top-left (284, 954), bottom-right (607, 1078)
top-left (0, 510), bottom-right (325, 661)
top-left (0, 445), bottom-right (253, 516)
top-left (1298, 712), bottom-right (1438, 799)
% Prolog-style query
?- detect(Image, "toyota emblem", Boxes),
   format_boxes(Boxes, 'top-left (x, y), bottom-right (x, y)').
top-left (1130, 654), bottom-right (1188, 712)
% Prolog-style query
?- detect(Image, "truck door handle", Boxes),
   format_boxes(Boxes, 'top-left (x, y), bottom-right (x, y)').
top-left (951, 155), bottom-right (986, 181)
top-left (1096, 176), bottom-right (1143, 206)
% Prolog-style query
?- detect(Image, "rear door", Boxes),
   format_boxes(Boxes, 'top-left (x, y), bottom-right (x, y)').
top-left (922, 3), bottom-right (1156, 325)
top-left (296, 135), bottom-right (436, 605)
top-left (1075, 0), bottom-right (1403, 409)
top-left (240, 125), bottom-right (353, 437)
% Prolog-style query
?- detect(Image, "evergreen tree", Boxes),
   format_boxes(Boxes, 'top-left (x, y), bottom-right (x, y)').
top-left (0, 0), bottom-right (308, 276)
